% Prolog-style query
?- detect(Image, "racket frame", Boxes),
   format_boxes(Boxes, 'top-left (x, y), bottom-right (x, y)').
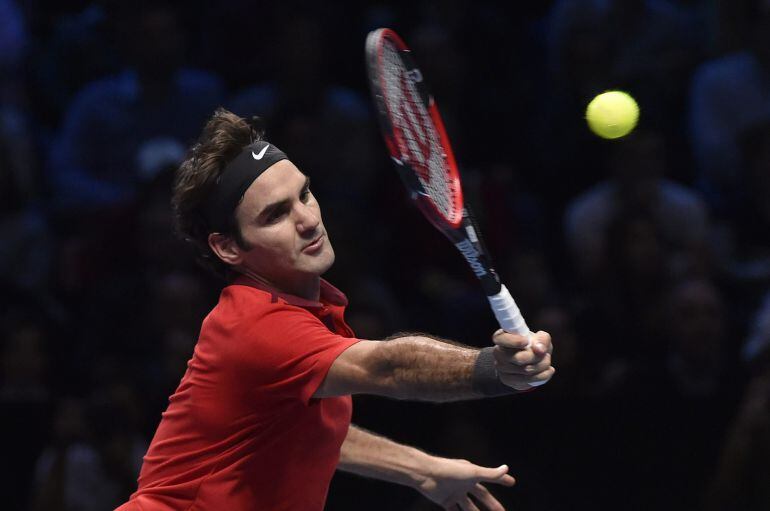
top-left (365, 27), bottom-right (533, 339)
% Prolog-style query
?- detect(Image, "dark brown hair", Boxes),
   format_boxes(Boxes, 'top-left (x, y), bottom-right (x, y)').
top-left (172, 108), bottom-right (262, 277)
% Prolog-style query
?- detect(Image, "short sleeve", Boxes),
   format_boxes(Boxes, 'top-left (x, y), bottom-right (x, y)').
top-left (226, 304), bottom-right (359, 405)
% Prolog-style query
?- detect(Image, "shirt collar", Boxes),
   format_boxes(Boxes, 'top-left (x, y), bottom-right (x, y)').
top-left (230, 274), bottom-right (348, 309)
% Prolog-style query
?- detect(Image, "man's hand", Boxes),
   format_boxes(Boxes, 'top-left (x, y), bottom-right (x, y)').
top-left (417, 457), bottom-right (515, 511)
top-left (492, 330), bottom-right (555, 390)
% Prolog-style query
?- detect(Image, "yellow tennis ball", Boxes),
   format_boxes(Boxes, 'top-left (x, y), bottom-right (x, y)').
top-left (585, 90), bottom-right (639, 139)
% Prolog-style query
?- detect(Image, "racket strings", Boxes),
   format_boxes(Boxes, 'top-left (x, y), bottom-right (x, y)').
top-left (380, 39), bottom-right (460, 222)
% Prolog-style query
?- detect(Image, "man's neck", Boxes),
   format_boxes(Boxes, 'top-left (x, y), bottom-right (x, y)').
top-left (238, 268), bottom-right (321, 302)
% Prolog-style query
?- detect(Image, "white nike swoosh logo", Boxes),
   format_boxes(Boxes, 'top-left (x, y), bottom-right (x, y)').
top-left (252, 145), bottom-right (269, 160)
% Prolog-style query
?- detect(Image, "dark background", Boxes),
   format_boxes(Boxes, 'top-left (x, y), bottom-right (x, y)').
top-left (2, 0), bottom-right (770, 509)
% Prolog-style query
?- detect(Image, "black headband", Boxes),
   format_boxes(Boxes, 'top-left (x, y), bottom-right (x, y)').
top-left (204, 140), bottom-right (288, 231)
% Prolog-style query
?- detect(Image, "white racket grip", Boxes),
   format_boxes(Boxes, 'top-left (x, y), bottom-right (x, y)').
top-left (488, 284), bottom-right (531, 339)
top-left (488, 285), bottom-right (549, 387)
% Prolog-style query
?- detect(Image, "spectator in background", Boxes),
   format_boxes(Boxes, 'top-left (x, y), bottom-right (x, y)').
top-left (503, 251), bottom-right (558, 319)
top-left (228, 17), bottom-right (375, 204)
top-left (540, 0), bottom-right (612, 198)
top-left (26, 3), bottom-right (120, 129)
top-left (590, 276), bottom-right (732, 399)
top-left (546, 0), bottom-right (612, 106)
top-left (0, 0), bottom-right (27, 112)
top-left (51, 157), bottom-right (210, 407)
top-left (0, 0), bottom-right (53, 296)
top-left (689, 0), bottom-right (770, 212)
top-left (0, 107), bottom-right (52, 295)
top-left (532, 305), bottom-right (585, 397)
top-left (477, 164), bottom-right (549, 262)
top-left (1, 311), bottom-right (53, 511)
top-left (564, 129), bottom-right (709, 282)
top-left (134, 162), bottom-right (196, 277)
top-left (0, 312), bottom-right (50, 403)
top-left (30, 397), bottom-right (87, 511)
top-left (344, 277), bottom-right (406, 341)
top-left (743, 291), bottom-right (770, 368)
top-left (542, 0), bottom-right (701, 196)
top-left (602, 0), bottom-right (702, 129)
top-left (662, 278), bottom-right (730, 398)
top-left (48, 2), bottom-right (223, 210)
top-left (588, 210), bottom-right (670, 386)
top-left (31, 389), bottom-right (147, 511)
top-left (0, 0), bottom-right (26, 86)
top-left (647, 277), bottom-right (736, 509)
top-left (712, 119), bottom-right (770, 294)
top-left (706, 365), bottom-right (770, 510)
top-left (548, 0), bottom-right (698, 106)
top-left (139, 271), bottom-right (212, 430)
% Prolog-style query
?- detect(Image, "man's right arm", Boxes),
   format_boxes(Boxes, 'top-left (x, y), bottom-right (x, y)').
top-left (313, 330), bottom-right (554, 401)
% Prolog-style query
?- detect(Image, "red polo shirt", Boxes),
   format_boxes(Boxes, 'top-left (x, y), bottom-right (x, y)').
top-left (117, 276), bottom-right (360, 511)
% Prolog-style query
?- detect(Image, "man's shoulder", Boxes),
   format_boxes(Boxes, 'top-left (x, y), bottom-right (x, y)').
top-left (564, 181), bottom-right (614, 223)
top-left (658, 178), bottom-right (706, 211)
top-left (693, 51), bottom-right (755, 88)
top-left (205, 283), bottom-right (322, 331)
top-left (198, 283), bottom-right (352, 371)
top-left (213, 283), bottom-right (304, 319)
top-left (198, 285), bottom-right (315, 355)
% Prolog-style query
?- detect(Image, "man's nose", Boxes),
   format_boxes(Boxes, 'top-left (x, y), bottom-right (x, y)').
top-left (295, 203), bottom-right (320, 233)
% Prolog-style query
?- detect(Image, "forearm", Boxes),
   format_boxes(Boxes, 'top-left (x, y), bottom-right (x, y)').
top-left (369, 333), bottom-right (488, 402)
top-left (338, 424), bottom-right (517, 510)
top-left (316, 330), bottom-right (545, 400)
top-left (337, 424), bottom-right (433, 489)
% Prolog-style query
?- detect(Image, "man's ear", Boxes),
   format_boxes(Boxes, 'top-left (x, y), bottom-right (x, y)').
top-left (208, 232), bottom-right (243, 266)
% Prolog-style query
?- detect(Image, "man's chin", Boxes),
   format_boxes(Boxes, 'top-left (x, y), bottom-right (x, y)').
top-left (315, 249), bottom-right (335, 275)
top-left (297, 248), bottom-right (334, 276)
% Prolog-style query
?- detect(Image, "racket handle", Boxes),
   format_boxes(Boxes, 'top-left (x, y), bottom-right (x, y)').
top-left (488, 285), bottom-right (549, 387)
top-left (487, 284), bottom-right (530, 338)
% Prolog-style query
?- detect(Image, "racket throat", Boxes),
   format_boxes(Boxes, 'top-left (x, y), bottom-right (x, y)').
top-left (454, 239), bottom-right (489, 279)
top-left (453, 236), bottom-right (502, 295)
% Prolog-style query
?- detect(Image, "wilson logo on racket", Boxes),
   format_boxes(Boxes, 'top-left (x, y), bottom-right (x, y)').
top-left (454, 239), bottom-right (487, 277)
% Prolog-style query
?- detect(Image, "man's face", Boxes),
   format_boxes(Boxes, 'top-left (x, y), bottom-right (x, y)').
top-left (232, 160), bottom-right (335, 293)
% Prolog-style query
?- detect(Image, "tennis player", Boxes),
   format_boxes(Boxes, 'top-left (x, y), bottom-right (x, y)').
top-left (116, 108), bottom-right (554, 511)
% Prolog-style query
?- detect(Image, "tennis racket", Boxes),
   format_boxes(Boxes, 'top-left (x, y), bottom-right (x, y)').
top-left (365, 28), bottom-right (536, 351)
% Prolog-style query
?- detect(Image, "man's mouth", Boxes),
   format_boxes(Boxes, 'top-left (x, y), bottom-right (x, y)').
top-left (302, 234), bottom-right (325, 254)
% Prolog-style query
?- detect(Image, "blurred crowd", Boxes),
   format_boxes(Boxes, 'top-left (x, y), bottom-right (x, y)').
top-left (1, 0), bottom-right (770, 510)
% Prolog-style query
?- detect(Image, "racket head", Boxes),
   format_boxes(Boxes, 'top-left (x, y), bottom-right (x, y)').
top-left (365, 28), bottom-right (464, 229)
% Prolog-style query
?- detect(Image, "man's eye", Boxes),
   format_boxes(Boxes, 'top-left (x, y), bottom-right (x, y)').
top-left (267, 209), bottom-right (287, 223)
top-left (301, 189), bottom-right (311, 202)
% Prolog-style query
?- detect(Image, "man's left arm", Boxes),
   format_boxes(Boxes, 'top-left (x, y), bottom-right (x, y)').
top-left (338, 425), bottom-right (514, 511)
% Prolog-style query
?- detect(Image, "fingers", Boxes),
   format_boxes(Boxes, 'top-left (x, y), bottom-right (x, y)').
top-left (476, 464), bottom-right (516, 486)
top-left (493, 331), bottom-right (552, 357)
top-left (526, 330), bottom-right (552, 355)
top-left (471, 484), bottom-right (506, 511)
top-left (440, 463), bottom-right (515, 511)
top-left (495, 351), bottom-right (552, 376)
top-left (493, 345), bottom-right (539, 366)
top-left (492, 329), bottom-right (530, 350)
top-left (457, 496), bottom-right (481, 511)
top-left (492, 331), bottom-right (553, 384)
top-left (499, 366), bottom-right (556, 390)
